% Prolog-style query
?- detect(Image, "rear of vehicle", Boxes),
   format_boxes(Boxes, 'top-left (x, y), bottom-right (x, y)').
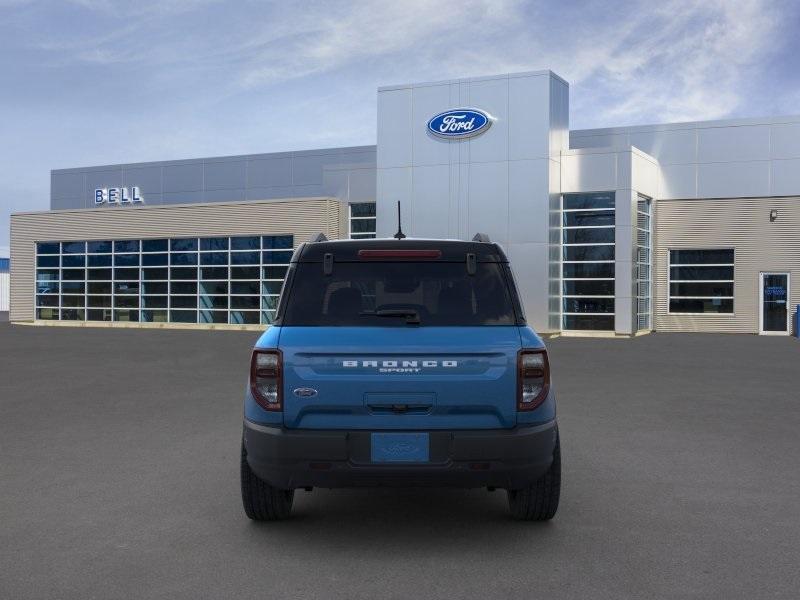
top-left (241, 238), bottom-right (559, 521)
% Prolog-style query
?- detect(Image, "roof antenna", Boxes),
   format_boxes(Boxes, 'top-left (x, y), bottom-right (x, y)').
top-left (393, 201), bottom-right (406, 240)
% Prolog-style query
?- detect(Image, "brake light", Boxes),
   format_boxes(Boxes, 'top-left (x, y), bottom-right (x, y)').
top-left (357, 249), bottom-right (442, 259)
top-left (250, 349), bottom-right (282, 411)
top-left (517, 349), bottom-right (550, 411)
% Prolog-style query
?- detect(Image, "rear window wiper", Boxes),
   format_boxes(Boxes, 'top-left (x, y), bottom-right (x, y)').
top-left (360, 309), bottom-right (421, 325)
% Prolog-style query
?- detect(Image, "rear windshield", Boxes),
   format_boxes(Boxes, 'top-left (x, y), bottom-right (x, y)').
top-left (281, 261), bottom-right (517, 326)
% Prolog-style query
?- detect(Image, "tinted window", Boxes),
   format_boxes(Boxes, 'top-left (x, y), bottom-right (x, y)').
top-left (283, 262), bottom-right (517, 326)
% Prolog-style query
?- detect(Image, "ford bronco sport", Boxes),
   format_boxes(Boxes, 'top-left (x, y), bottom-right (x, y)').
top-left (241, 235), bottom-right (560, 521)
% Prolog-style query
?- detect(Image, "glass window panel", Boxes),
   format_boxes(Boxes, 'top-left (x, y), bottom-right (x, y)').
top-left (170, 296), bottom-right (197, 309)
top-left (669, 299), bottom-right (734, 314)
top-left (262, 235), bottom-right (293, 249)
top-left (114, 309), bottom-right (139, 322)
top-left (669, 266), bottom-right (733, 281)
top-left (231, 266), bottom-right (259, 280)
top-left (262, 281), bottom-right (283, 295)
top-left (350, 203), bottom-right (376, 217)
top-left (61, 309), bottom-right (85, 320)
top-left (230, 310), bottom-right (259, 324)
top-left (263, 266), bottom-right (288, 280)
top-left (114, 281), bottom-right (140, 294)
top-left (88, 268), bottom-right (112, 281)
top-left (231, 281), bottom-right (259, 295)
top-left (230, 236), bottom-right (260, 250)
top-left (200, 310), bottom-right (228, 323)
top-left (88, 282), bottom-right (112, 294)
top-left (563, 297), bottom-right (615, 314)
top-left (170, 252), bottom-right (198, 266)
top-left (62, 282), bottom-right (85, 294)
top-left (114, 296), bottom-right (139, 308)
top-left (562, 263), bottom-right (615, 278)
top-left (87, 309), bottom-right (112, 321)
top-left (61, 295), bottom-right (84, 307)
top-left (142, 268), bottom-right (168, 280)
top-left (87, 241), bottom-right (112, 253)
top-left (563, 228), bottom-right (615, 244)
top-left (200, 295), bottom-right (228, 309)
top-left (170, 267), bottom-right (197, 280)
top-left (36, 307), bottom-right (59, 320)
top-left (231, 296), bottom-right (259, 309)
top-left (261, 310), bottom-right (277, 325)
top-left (36, 269), bottom-right (59, 281)
top-left (114, 240), bottom-right (139, 253)
top-left (231, 251), bottom-right (259, 265)
top-left (670, 282), bottom-right (734, 297)
top-left (563, 192), bottom-right (615, 210)
top-left (62, 269), bottom-right (85, 281)
top-left (141, 281), bottom-right (168, 294)
top-left (563, 246), bottom-right (615, 261)
top-left (200, 267), bottom-right (228, 280)
top-left (563, 314), bottom-right (615, 330)
top-left (62, 255), bottom-right (86, 267)
top-left (262, 250), bottom-right (292, 264)
top-left (200, 252), bottom-right (228, 265)
top-left (142, 296), bottom-right (168, 309)
top-left (563, 211), bottom-right (615, 227)
top-left (141, 310), bottom-right (168, 322)
top-left (114, 253), bottom-right (139, 267)
top-left (37, 256), bottom-right (59, 268)
top-left (114, 268), bottom-right (139, 280)
top-left (200, 281), bottom-right (228, 295)
top-left (350, 219), bottom-right (376, 233)
top-left (87, 295), bottom-right (112, 308)
top-left (170, 281), bottom-right (197, 295)
top-left (142, 253), bottom-right (168, 266)
top-left (36, 295), bottom-right (59, 307)
top-left (261, 296), bottom-right (279, 310)
top-left (36, 242), bottom-right (59, 254)
top-left (170, 310), bottom-right (197, 323)
top-left (351, 233), bottom-right (376, 240)
top-left (36, 281), bottom-right (59, 294)
top-left (88, 254), bottom-right (113, 267)
top-left (170, 238), bottom-right (198, 251)
top-left (142, 239), bottom-right (168, 252)
top-left (62, 241), bottom-right (86, 254)
top-left (670, 249), bottom-right (734, 265)
top-left (200, 237), bottom-right (229, 251)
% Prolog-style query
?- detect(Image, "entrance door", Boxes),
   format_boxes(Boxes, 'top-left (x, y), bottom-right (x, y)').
top-left (759, 273), bottom-right (790, 335)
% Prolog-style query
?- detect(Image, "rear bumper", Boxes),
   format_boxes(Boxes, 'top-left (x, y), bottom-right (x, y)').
top-left (243, 419), bottom-right (558, 490)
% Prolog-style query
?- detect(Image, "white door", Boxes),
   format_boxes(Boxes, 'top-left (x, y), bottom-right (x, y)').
top-left (759, 273), bottom-right (790, 335)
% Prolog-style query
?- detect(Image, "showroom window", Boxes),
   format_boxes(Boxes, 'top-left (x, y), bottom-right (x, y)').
top-left (636, 197), bottom-right (652, 330)
top-left (34, 235), bottom-right (293, 325)
top-left (561, 192), bottom-right (615, 331)
top-left (349, 202), bottom-right (376, 239)
top-left (668, 249), bottom-right (734, 314)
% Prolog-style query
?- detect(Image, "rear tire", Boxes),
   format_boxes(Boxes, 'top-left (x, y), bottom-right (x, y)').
top-left (240, 442), bottom-right (294, 521)
top-left (507, 434), bottom-right (561, 521)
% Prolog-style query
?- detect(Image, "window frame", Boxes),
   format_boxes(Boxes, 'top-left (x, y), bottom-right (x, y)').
top-left (348, 202), bottom-right (377, 239)
top-left (667, 247), bottom-right (735, 315)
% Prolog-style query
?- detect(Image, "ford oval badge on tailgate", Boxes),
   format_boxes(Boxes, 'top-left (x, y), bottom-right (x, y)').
top-left (293, 387), bottom-right (318, 398)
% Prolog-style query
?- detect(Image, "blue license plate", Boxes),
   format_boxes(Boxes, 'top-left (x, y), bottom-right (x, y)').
top-left (370, 433), bottom-right (429, 463)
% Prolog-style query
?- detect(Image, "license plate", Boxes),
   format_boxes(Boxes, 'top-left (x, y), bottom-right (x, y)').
top-left (370, 433), bottom-right (429, 463)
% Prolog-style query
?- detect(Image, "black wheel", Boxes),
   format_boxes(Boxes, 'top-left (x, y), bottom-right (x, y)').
top-left (240, 442), bottom-right (294, 521)
top-left (507, 434), bottom-right (561, 521)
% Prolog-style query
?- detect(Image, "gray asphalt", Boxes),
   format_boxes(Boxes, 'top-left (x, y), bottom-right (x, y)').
top-left (1, 323), bottom-right (799, 599)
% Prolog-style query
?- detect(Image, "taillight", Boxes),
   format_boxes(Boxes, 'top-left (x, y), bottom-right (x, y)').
top-left (517, 349), bottom-right (550, 411)
top-left (250, 349), bottom-right (282, 411)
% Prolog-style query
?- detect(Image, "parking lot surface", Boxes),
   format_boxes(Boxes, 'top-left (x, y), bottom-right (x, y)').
top-left (1, 323), bottom-right (799, 599)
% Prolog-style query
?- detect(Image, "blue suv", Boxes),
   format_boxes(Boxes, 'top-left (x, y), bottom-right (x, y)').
top-left (241, 236), bottom-right (560, 520)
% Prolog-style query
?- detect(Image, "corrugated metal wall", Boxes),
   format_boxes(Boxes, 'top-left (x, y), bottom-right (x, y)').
top-left (655, 196), bottom-right (800, 333)
top-left (10, 198), bottom-right (343, 322)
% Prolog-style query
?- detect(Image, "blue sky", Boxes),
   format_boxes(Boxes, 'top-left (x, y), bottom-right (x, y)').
top-left (1, 0), bottom-right (799, 249)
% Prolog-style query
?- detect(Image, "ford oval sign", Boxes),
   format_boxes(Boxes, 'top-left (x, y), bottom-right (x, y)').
top-left (427, 108), bottom-right (493, 140)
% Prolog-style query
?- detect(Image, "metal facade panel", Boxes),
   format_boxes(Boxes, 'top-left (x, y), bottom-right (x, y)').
top-left (0, 271), bottom-right (8, 312)
top-left (162, 163), bottom-right (204, 193)
top-left (654, 197), bottom-right (800, 333)
top-left (697, 125), bottom-right (771, 163)
top-left (9, 198), bottom-right (343, 322)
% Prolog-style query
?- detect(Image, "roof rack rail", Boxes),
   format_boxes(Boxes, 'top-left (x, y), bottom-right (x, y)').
top-left (308, 233), bottom-right (328, 243)
top-left (472, 233), bottom-right (491, 243)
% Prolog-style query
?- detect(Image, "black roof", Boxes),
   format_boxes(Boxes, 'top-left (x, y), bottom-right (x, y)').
top-left (294, 238), bottom-right (508, 262)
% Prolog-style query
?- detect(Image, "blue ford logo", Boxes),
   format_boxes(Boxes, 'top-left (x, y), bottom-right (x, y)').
top-left (427, 108), bottom-right (493, 139)
top-left (293, 387), bottom-right (318, 398)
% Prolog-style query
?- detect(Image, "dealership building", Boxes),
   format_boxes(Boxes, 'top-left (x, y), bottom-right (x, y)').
top-left (9, 69), bottom-right (800, 335)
